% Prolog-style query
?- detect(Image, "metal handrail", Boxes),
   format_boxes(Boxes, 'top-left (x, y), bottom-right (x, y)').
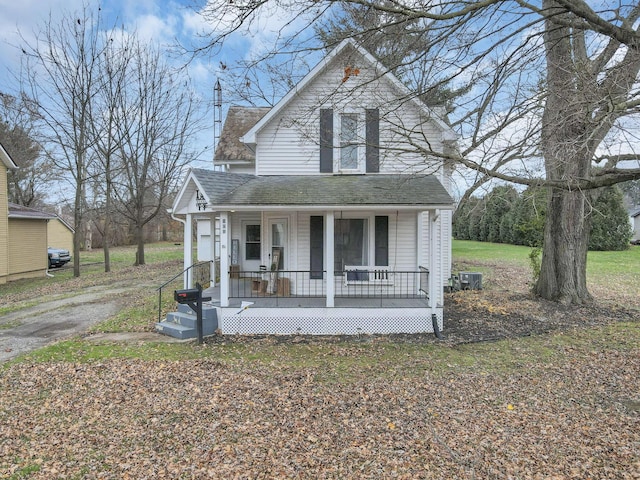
top-left (157, 260), bottom-right (212, 324)
top-left (228, 268), bottom-right (427, 300)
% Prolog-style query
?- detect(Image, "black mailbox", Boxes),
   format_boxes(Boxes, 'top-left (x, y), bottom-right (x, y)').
top-left (174, 288), bottom-right (200, 304)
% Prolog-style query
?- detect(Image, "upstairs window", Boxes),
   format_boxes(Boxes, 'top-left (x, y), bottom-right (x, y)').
top-left (319, 108), bottom-right (379, 173)
top-left (340, 114), bottom-right (359, 170)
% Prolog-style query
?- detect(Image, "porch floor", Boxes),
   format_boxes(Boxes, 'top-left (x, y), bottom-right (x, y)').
top-left (203, 281), bottom-right (429, 309)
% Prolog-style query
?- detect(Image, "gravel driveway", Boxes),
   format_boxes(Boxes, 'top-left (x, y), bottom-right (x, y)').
top-left (0, 286), bottom-right (133, 362)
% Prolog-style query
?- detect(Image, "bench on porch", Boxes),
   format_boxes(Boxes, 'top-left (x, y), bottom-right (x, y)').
top-left (343, 266), bottom-right (393, 286)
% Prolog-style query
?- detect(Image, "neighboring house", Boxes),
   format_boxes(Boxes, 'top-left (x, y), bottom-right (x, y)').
top-left (47, 215), bottom-right (74, 253)
top-left (7, 203), bottom-right (56, 281)
top-left (630, 208), bottom-right (640, 242)
top-left (169, 40), bottom-right (456, 335)
top-left (0, 142), bottom-right (18, 284)
top-left (1, 142), bottom-right (72, 282)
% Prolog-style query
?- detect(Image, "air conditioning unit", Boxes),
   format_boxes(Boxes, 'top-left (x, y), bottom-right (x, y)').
top-left (459, 271), bottom-right (482, 290)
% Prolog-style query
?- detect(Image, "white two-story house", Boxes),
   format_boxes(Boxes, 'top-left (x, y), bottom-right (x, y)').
top-left (169, 39), bottom-right (456, 336)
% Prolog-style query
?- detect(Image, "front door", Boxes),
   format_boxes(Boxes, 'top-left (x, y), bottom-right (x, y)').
top-left (269, 218), bottom-right (288, 271)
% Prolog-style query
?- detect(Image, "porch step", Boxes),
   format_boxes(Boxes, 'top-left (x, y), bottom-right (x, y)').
top-left (155, 303), bottom-right (219, 340)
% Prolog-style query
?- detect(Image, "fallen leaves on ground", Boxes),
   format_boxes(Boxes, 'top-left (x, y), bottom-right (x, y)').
top-left (1, 258), bottom-right (639, 478)
top-left (1, 342), bottom-right (639, 479)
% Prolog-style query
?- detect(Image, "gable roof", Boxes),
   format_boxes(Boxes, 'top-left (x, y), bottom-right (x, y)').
top-left (214, 106), bottom-right (271, 165)
top-left (8, 202), bottom-right (57, 220)
top-left (1, 142), bottom-right (19, 169)
top-left (189, 169), bottom-right (453, 210)
top-left (241, 39), bottom-right (457, 144)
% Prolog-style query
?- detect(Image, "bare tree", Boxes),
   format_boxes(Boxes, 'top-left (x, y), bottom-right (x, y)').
top-left (18, 5), bottom-right (203, 272)
top-left (87, 30), bottom-right (135, 272)
top-left (19, 6), bottom-right (112, 277)
top-left (193, 0), bottom-right (640, 305)
top-left (111, 40), bottom-right (201, 266)
top-left (0, 93), bottom-right (50, 207)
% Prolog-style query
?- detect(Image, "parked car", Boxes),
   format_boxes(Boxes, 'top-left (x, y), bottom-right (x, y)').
top-left (48, 247), bottom-right (71, 269)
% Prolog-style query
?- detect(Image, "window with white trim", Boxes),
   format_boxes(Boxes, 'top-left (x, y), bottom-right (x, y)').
top-left (340, 113), bottom-right (359, 170)
top-left (319, 108), bottom-right (380, 173)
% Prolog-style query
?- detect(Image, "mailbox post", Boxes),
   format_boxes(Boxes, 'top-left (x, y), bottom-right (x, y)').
top-left (174, 283), bottom-right (211, 344)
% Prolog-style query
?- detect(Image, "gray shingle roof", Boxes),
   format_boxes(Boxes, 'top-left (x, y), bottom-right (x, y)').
top-left (8, 202), bottom-right (57, 220)
top-left (191, 170), bottom-right (453, 207)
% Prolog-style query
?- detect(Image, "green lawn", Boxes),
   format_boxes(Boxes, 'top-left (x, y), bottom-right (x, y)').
top-left (0, 242), bottom-right (186, 297)
top-left (453, 238), bottom-right (640, 277)
top-left (3, 239), bottom-right (638, 367)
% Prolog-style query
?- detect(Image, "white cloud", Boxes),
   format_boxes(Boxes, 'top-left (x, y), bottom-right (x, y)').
top-left (0, 0), bottom-right (85, 89)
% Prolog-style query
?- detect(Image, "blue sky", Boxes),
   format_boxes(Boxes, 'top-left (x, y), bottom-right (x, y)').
top-left (0, 0), bottom-right (259, 168)
top-left (0, 0), bottom-right (328, 168)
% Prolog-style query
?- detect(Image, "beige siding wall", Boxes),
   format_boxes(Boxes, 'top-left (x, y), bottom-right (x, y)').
top-left (8, 218), bottom-right (48, 279)
top-left (0, 163), bottom-right (8, 283)
top-left (47, 218), bottom-right (73, 252)
top-left (255, 48), bottom-right (447, 177)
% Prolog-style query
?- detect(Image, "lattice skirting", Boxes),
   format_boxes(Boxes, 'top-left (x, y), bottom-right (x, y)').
top-left (219, 307), bottom-right (444, 335)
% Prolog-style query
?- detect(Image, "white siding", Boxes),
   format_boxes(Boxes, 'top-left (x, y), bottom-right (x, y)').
top-left (230, 213), bottom-right (261, 271)
top-left (390, 212), bottom-right (416, 271)
top-left (441, 210), bottom-right (452, 283)
top-left (297, 213), bottom-right (310, 271)
top-left (419, 211), bottom-right (448, 306)
top-left (254, 48), bottom-right (448, 177)
top-left (633, 215), bottom-right (640, 241)
top-left (227, 164), bottom-right (256, 175)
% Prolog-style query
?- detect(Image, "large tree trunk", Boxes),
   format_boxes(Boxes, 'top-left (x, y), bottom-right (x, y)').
top-left (535, 0), bottom-right (593, 305)
top-left (535, 187), bottom-right (592, 304)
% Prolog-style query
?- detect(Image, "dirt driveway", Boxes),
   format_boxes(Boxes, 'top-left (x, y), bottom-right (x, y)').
top-left (0, 260), bottom-right (185, 363)
top-left (0, 286), bottom-right (138, 362)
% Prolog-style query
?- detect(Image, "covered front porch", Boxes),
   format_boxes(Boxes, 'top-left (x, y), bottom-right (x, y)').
top-left (194, 266), bottom-right (442, 335)
top-left (169, 171), bottom-right (452, 335)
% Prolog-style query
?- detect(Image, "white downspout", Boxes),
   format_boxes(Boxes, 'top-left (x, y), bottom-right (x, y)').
top-left (429, 209), bottom-right (440, 322)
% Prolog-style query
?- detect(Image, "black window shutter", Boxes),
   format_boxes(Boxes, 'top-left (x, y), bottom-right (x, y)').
top-left (320, 109), bottom-right (333, 173)
top-left (310, 216), bottom-right (324, 279)
top-left (366, 108), bottom-right (380, 173)
top-left (375, 215), bottom-right (388, 266)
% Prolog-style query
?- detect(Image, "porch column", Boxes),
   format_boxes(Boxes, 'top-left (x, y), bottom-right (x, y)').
top-left (417, 211), bottom-right (424, 268)
top-left (219, 212), bottom-right (230, 307)
top-left (183, 213), bottom-right (193, 289)
top-left (325, 211), bottom-right (335, 308)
